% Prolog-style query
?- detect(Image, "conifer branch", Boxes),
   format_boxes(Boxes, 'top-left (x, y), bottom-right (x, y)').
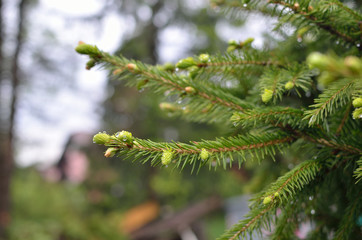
top-left (325, 1), bottom-right (362, 20)
top-left (268, 0), bottom-right (359, 46)
top-left (95, 131), bottom-right (294, 170)
top-left (79, 2), bottom-right (362, 237)
top-left (259, 65), bottom-right (315, 103)
top-left (211, 0), bottom-right (277, 18)
top-left (75, 45), bottom-right (255, 124)
top-left (102, 52), bottom-right (251, 114)
top-left (199, 59), bottom-right (279, 68)
top-left (304, 80), bottom-right (355, 125)
top-left (217, 204), bottom-right (273, 240)
top-left (231, 107), bottom-right (306, 129)
top-left (190, 51), bottom-right (281, 80)
top-left (270, 204), bottom-right (298, 240)
top-left (132, 136), bottom-right (293, 155)
top-left (297, 131), bottom-right (362, 155)
top-left (219, 159), bottom-right (322, 240)
top-left (253, 159), bottom-right (322, 204)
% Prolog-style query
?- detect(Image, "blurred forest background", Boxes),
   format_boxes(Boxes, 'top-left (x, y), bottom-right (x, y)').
top-left (0, 0), bottom-right (341, 239)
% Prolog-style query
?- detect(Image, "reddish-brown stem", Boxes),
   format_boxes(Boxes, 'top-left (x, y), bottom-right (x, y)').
top-left (133, 136), bottom-right (294, 154)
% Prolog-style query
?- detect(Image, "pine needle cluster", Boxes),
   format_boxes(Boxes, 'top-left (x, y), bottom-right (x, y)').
top-left (77, 0), bottom-right (362, 239)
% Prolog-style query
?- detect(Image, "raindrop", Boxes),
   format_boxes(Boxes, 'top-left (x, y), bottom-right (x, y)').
top-left (138, 88), bottom-right (145, 93)
top-left (243, 4), bottom-right (247, 7)
top-left (311, 209), bottom-right (315, 215)
top-left (177, 100), bottom-right (182, 104)
top-left (233, 122), bottom-right (238, 127)
top-left (357, 43), bottom-right (361, 48)
top-left (297, 37), bottom-right (302, 43)
top-left (309, 196), bottom-right (313, 200)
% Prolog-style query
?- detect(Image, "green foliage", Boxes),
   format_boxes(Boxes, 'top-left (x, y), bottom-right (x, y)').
top-left (77, 0), bottom-right (362, 238)
top-left (10, 169), bottom-right (125, 240)
top-left (354, 157), bottom-right (362, 183)
top-left (304, 78), bottom-right (355, 125)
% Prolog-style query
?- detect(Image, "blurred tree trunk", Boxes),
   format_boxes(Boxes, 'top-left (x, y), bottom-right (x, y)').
top-left (0, 0), bottom-right (28, 238)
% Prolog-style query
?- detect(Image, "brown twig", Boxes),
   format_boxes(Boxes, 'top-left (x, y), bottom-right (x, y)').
top-left (133, 136), bottom-right (294, 155)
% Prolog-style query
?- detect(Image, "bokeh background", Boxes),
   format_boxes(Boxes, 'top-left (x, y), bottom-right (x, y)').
top-left (0, 0), bottom-right (280, 239)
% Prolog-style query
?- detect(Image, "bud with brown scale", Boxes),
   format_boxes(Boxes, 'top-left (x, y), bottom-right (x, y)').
top-left (127, 63), bottom-right (140, 73)
top-left (185, 86), bottom-right (196, 94)
top-left (293, 3), bottom-right (300, 11)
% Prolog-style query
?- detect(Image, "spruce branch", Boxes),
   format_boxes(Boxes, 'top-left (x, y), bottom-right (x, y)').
top-left (95, 131), bottom-right (294, 171)
top-left (211, 0), bottom-right (277, 19)
top-left (217, 204), bottom-right (273, 240)
top-left (76, 44), bottom-right (257, 123)
top-left (218, 159), bottom-right (322, 240)
top-left (252, 159), bottom-right (322, 205)
top-left (296, 131), bottom-right (362, 155)
top-left (231, 106), bottom-right (306, 129)
top-left (304, 79), bottom-right (355, 125)
top-left (268, 0), bottom-right (360, 47)
top-left (258, 65), bottom-right (316, 103)
top-left (323, 0), bottom-right (362, 21)
top-left (197, 53), bottom-right (281, 69)
top-left (269, 204), bottom-right (298, 240)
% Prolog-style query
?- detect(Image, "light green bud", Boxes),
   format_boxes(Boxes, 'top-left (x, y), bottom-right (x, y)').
top-left (185, 86), bottom-right (196, 94)
top-left (199, 54), bottom-right (210, 63)
top-left (306, 52), bottom-right (329, 69)
top-left (227, 45), bottom-right (237, 52)
top-left (261, 89), bottom-right (273, 103)
top-left (263, 196), bottom-right (272, 205)
top-left (137, 80), bottom-right (148, 90)
top-left (127, 63), bottom-right (140, 73)
top-left (352, 98), bottom-right (362, 108)
top-left (242, 38), bottom-right (254, 46)
top-left (284, 81), bottom-right (294, 90)
top-left (344, 56), bottom-right (362, 73)
top-left (200, 148), bottom-right (209, 160)
top-left (274, 192), bottom-right (279, 197)
top-left (86, 59), bottom-right (96, 70)
top-left (228, 39), bottom-right (238, 46)
top-left (176, 57), bottom-right (197, 69)
top-left (318, 71), bottom-right (335, 86)
top-left (188, 66), bottom-right (199, 79)
top-left (116, 131), bottom-right (133, 143)
top-left (352, 108), bottom-right (362, 119)
top-left (104, 148), bottom-right (117, 158)
top-left (75, 42), bottom-right (100, 56)
top-left (163, 62), bottom-right (175, 72)
top-left (161, 149), bottom-right (173, 165)
top-left (93, 132), bottom-right (110, 145)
